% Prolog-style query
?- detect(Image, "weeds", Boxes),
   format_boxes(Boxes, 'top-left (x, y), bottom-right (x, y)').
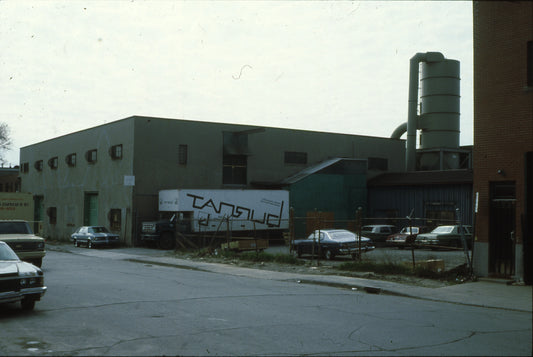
top-left (203, 249), bottom-right (469, 282)
top-left (215, 250), bottom-right (304, 265)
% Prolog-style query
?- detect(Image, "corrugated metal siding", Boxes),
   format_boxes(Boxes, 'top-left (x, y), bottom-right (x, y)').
top-left (290, 173), bottom-right (367, 236)
top-left (367, 183), bottom-right (473, 225)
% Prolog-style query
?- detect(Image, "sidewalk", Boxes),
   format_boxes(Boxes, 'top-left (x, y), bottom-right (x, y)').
top-left (47, 243), bottom-right (532, 313)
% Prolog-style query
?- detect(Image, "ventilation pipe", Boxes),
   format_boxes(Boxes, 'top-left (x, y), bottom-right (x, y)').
top-left (407, 52), bottom-right (445, 171)
top-left (392, 52), bottom-right (460, 171)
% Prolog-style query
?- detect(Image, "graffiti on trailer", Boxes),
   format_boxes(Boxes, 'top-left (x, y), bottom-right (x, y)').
top-left (186, 193), bottom-right (284, 228)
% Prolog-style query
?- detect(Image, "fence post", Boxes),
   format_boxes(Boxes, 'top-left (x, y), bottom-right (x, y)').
top-left (317, 211), bottom-right (322, 267)
top-left (356, 207), bottom-right (362, 261)
top-left (456, 208), bottom-right (472, 272)
top-left (289, 207), bottom-right (294, 254)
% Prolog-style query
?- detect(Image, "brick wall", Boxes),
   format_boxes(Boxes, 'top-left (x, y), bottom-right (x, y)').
top-left (473, 1), bottom-right (533, 245)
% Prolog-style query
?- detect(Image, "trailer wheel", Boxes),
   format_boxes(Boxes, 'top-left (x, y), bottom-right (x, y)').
top-left (159, 232), bottom-right (175, 250)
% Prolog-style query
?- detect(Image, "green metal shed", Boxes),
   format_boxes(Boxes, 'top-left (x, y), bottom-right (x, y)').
top-left (281, 158), bottom-right (368, 238)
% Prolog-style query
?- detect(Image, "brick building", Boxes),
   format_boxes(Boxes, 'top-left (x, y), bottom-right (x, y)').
top-left (473, 1), bottom-right (533, 283)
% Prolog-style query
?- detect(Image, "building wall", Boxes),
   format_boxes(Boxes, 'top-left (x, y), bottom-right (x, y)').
top-left (130, 116), bottom-right (405, 218)
top-left (473, 1), bottom-right (533, 279)
top-left (290, 172), bottom-right (367, 238)
top-left (20, 119), bottom-right (135, 244)
top-left (21, 116), bottom-right (406, 246)
top-left (367, 183), bottom-right (473, 227)
top-left (0, 167), bottom-right (20, 192)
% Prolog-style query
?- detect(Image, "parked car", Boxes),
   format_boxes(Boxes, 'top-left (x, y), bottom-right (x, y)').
top-left (415, 225), bottom-right (473, 249)
top-left (292, 229), bottom-right (375, 260)
top-left (359, 225), bottom-right (397, 246)
top-left (386, 226), bottom-right (431, 249)
top-left (71, 226), bottom-right (119, 248)
top-left (0, 220), bottom-right (46, 267)
top-left (0, 241), bottom-right (47, 310)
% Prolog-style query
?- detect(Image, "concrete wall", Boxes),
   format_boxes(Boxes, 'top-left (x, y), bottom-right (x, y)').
top-left (21, 116), bottom-right (406, 246)
top-left (131, 116), bottom-right (405, 219)
top-left (20, 119), bottom-right (135, 244)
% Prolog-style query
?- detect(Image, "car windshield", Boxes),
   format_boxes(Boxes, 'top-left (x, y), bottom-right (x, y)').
top-left (91, 227), bottom-right (110, 233)
top-left (361, 227), bottom-right (374, 233)
top-left (431, 226), bottom-right (454, 233)
top-left (0, 221), bottom-right (33, 234)
top-left (0, 244), bottom-right (20, 261)
top-left (400, 227), bottom-right (419, 234)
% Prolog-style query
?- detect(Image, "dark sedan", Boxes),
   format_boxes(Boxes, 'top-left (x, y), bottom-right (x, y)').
top-left (71, 226), bottom-right (119, 248)
top-left (293, 229), bottom-right (375, 260)
top-left (0, 241), bottom-right (47, 310)
top-left (386, 226), bottom-right (430, 249)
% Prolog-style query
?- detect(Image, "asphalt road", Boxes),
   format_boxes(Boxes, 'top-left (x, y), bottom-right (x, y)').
top-left (1, 249), bottom-right (531, 356)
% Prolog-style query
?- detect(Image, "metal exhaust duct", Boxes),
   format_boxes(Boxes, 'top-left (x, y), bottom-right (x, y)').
top-left (393, 52), bottom-right (460, 171)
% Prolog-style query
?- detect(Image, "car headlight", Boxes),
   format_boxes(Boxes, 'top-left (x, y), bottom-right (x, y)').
top-left (37, 242), bottom-right (45, 249)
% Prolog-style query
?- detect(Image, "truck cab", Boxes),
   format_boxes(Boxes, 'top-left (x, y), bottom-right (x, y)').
top-left (140, 213), bottom-right (192, 249)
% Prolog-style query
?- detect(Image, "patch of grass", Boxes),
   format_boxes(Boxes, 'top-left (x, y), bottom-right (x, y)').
top-left (336, 261), bottom-right (413, 275)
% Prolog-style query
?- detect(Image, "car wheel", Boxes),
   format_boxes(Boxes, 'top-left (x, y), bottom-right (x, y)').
top-left (324, 249), bottom-right (334, 260)
top-left (351, 252), bottom-right (360, 260)
top-left (296, 247), bottom-right (303, 258)
top-left (87, 240), bottom-right (92, 249)
top-left (73, 239), bottom-right (78, 247)
top-left (158, 232), bottom-right (175, 250)
top-left (21, 297), bottom-right (35, 311)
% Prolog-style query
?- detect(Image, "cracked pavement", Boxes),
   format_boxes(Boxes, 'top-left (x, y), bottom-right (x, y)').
top-left (0, 245), bottom-right (530, 356)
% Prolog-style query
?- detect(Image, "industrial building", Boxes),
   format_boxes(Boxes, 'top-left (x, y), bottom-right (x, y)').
top-left (472, 1), bottom-right (533, 283)
top-left (18, 46), bottom-right (477, 252)
top-left (19, 116), bottom-right (405, 246)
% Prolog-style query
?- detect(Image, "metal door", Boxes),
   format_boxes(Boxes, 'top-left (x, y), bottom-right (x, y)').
top-left (84, 193), bottom-right (98, 226)
top-left (33, 195), bottom-right (44, 235)
top-left (489, 182), bottom-right (516, 277)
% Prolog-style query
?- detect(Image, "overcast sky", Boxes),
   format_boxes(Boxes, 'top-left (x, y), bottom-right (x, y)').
top-left (0, 0), bottom-right (473, 167)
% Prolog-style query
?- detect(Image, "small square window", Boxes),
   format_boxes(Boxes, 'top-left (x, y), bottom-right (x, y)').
top-left (34, 160), bottom-right (43, 172)
top-left (66, 153), bottom-right (77, 167)
top-left (109, 208), bottom-right (121, 231)
top-left (110, 144), bottom-right (123, 160)
top-left (86, 149), bottom-right (97, 164)
top-left (284, 151), bottom-right (307, 165)
top-left (48, 157), bottom-right (58, 169)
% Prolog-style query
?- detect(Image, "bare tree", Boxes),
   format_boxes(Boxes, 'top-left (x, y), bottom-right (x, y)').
top-left (0, 123), bottom-right (12, 166)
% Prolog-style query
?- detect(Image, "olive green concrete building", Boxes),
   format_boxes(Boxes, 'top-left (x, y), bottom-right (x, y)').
top-left (19, 116), bottom-right (405, 246)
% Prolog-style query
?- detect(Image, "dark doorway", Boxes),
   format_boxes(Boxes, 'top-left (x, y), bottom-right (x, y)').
top-left (84, 193), bottom-right (98, 226)
top-left (489, 182), bottom-right (516, 277)
top-left (33, 195), bottom-right (44, 235)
